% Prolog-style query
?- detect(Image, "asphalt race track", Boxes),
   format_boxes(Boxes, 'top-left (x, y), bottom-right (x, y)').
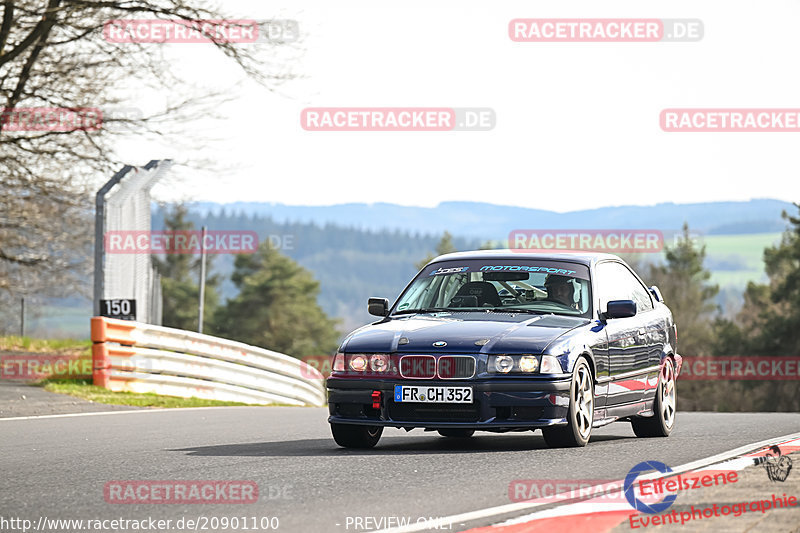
top-left (2, 408), bottom-right (800, 532)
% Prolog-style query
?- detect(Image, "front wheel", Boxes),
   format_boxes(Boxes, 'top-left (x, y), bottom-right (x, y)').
top-left (632, 357), bottom-right (676, 438)
top-left (330, 423), bottom-right (383, 448)
top-left (542, 358), bottom-right (594, 448)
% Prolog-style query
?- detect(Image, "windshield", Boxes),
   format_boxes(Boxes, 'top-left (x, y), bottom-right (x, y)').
top-left (394, 260), bottom-right (592, 317)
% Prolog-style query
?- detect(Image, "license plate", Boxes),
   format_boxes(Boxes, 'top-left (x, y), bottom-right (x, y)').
top-left (393, 385), bottom-right (473, 404)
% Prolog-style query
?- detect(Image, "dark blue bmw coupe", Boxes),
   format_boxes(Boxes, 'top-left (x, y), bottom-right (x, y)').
top-left (327, 251), bottom-right (682, 448)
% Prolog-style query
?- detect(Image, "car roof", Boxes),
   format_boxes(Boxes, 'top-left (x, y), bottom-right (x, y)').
top-left (429, 249), bottom-right (623, 267)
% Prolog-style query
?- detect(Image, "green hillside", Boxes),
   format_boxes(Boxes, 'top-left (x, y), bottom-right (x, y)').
top-left (702, 232), bottom-right (781, 290)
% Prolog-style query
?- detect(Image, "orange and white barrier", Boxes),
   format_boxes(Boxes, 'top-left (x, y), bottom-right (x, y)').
top-left (90, 317), bottom-right (325, 406)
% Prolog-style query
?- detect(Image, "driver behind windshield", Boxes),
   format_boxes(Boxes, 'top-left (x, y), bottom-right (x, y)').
top-left (544, 275), bottom-right (578, 309)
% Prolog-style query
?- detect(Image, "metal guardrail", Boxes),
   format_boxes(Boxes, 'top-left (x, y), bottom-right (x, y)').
top-left (90, 317), bottom-right (326, 406)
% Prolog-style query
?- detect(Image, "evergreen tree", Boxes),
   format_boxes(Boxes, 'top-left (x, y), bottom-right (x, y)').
top-left (739, 204), bottom-right (800, 354)
top-left (641, 224), bottom-right (720, 411)
top-left (646, 223), bottom-right (719, 357)
top-left (479, 239), bottom-right (502, 250)
top-left (714, 206), bottom-right (800, 353)
top-left (214, 241), bottom-right (340, 358)
top-left (151, 205), bottom-right (220, 331)
top-left (415, 231), bottom-right (458, 270)
top-left (711, 205), bottom-right (800, 411)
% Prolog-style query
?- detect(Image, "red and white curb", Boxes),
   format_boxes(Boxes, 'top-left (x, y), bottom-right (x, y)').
top-left (374, 431), bottom-right (800, 533)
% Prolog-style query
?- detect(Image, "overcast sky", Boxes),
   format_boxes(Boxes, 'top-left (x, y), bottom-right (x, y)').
top-left (113, 1), bottom-right (800, 213)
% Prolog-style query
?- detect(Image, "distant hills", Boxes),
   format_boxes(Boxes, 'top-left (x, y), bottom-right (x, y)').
top-left (189, 199), bottom-right (794, 240)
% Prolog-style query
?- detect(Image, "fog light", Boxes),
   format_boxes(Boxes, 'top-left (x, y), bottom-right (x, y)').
top-left (349, 354), bottom-right (368, 372)
top-left (519, 356), bottom-right (539, 373)
top-left (494, 355), bottom-right (514, 373)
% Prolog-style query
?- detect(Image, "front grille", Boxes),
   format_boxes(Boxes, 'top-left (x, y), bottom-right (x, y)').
top-left (438, 356), bottom-right (476, 379)
top-left (400, 355), bottom-right (436, 379)
top-left (389, 403), bottom-right (480, 422)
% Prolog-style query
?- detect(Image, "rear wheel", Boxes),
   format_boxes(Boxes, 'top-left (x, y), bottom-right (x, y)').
top-left (542, 358), bottom-right (594, 448)
top-left (437, 429), bottom-right (475, 438)
top-left (632, 357), bottom-right (676, 438)
top-left (330, 423), bottom-right (383, 448)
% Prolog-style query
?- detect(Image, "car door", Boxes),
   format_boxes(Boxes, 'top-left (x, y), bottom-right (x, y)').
top-left (594, 261), bottom-right (653, 408)
top-left (613, 265), bottom-right (668, 404)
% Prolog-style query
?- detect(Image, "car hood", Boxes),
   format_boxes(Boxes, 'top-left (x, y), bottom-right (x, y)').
top-left (342, 312), bottom-right (591, 354)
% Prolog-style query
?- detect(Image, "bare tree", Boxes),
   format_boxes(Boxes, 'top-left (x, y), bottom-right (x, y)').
top-left (0, 1), bottom-right (299, 301)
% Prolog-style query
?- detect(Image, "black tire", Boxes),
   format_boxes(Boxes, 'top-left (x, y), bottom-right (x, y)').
top-left (330, 423), bottom-right (383, 448)
top-left (437, 429), bottom-right (475, 438)
top-left (632, 357), bottom-right (676, 438)
top-left (542, 358), bottom-right (594, 448)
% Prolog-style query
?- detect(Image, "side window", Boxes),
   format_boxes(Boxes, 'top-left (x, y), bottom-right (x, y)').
top-left (596, 263), bottom-right (625, 311)
top-left (629, 275), bottom-right (654, 312)
top-left (596, 262), bottom-right (653, 314)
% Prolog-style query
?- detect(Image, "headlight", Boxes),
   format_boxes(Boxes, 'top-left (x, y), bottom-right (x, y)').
top-left (370, 354), bottom-right (390, 372)
top-left (333, 352), bottom-right (345, 372)
top-left (349, 354), bottom-right (368, 372)
top-left (487, 354), bottom-right (562, 374)
top-left (493, 355), bottom-right (514, 373)
top-left (540, 355), bottom-right (562, 373)
top-left (519, 355), bottom-right (539, 373)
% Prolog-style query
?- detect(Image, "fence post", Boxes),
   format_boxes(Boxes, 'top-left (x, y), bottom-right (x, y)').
top-left (198, 226), bottom-right (207, 333)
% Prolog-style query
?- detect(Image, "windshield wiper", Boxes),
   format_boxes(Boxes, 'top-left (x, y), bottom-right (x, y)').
top-left (392, 307), bottom-right (453, 315)
top-left (493, 308), bottom-right (552, 315)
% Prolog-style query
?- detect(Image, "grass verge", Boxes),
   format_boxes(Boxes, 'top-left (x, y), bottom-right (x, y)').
top-left (39, 379), bottom-right (264, 408)
top-left (0, 336), bottom-right (91, 355)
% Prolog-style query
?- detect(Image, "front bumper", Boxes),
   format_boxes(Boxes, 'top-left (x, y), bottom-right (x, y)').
top-left (327, 377), bottom-right (572, 430)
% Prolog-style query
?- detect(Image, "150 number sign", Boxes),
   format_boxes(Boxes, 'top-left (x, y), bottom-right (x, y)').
top-left (100, 299), bottom-right (136, 321)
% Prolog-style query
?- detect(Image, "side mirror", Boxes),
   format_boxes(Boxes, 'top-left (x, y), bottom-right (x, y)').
top-left (368, 297), bottom-right (390, 317)
top-left (649, 285), bottom-right (664, 303)
top-left (605, 300), bottom-right (637, 319)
